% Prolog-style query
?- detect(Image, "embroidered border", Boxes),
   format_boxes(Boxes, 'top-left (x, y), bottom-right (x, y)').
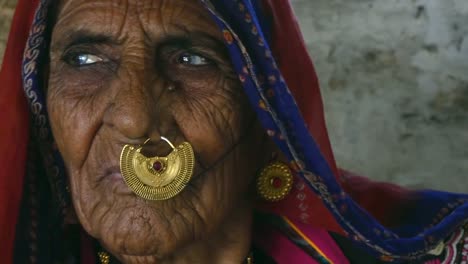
top-left (22, 0), bottom-right (70, 219)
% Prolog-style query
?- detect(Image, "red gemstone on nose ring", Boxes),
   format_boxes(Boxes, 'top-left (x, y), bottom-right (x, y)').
top-left (153, 161), bottom-right (163, 172)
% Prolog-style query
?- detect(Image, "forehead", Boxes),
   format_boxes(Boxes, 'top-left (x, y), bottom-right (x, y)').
top-left (53, 0), bottom-right (220, 41)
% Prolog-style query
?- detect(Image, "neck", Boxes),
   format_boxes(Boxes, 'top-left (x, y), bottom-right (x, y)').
top-left (115, 202), bottom-right (253, 264)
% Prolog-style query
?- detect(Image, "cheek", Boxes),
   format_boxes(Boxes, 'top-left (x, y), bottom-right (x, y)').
top-left (46, 72), bottom-right (106, 170)
top-left (174, 77), bottom-right (249, 164)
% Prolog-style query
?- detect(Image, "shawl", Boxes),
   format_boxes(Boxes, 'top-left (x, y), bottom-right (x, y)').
top-left (1, 0), bottom-right (467, 263)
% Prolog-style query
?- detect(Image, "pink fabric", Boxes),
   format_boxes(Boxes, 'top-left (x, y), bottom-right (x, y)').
top-left (289, 217), bottom-right (349, 264)
top-left (255, 226), bottom-right (320, 264)
top-left (254, 217), bottom-right (349, 263)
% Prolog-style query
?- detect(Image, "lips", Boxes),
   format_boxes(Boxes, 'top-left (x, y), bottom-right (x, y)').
top-left (105, 166), bottom-right (123, 181)
top-left (97, 145), bottom-right (204, 197)
top-left (100, 165), bottom-right (134, 195)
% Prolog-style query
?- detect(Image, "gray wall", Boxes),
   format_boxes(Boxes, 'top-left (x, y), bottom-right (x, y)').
top-left (292, 0), bottom-right (468, 193)
top-left (0, 0), bottom-right (16, 61)
top-left (1, 1), bottom-right (467, 193)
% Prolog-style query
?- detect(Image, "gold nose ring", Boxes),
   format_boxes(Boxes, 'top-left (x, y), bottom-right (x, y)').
top-left (120, 137), bottom-right (195, 200)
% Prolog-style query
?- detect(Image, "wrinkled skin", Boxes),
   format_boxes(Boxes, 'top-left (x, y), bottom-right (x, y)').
top-left (47, 0), bottom-right (271, 262)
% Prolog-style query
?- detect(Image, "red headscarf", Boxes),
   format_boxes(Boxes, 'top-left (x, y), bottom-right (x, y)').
top-left (0, 1), bottom-right (39, 262)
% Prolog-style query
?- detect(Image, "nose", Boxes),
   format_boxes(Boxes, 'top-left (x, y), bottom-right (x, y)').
top-left (103, 64), bottom-right (161, 141)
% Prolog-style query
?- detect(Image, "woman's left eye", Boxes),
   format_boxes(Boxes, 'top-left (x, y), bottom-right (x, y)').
top-left (177, 53), bottom-right (211, 66)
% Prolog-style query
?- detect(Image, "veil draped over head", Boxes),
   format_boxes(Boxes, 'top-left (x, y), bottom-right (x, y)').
top-left (1, 0), bottom-right (467, 263)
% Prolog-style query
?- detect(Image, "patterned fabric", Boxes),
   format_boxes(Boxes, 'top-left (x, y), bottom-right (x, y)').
top-left (411, 224), bottom-right (468, 264)
top-left (0, 0), bottom-right (467, 263)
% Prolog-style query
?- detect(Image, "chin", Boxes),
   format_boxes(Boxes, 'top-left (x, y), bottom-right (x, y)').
top-left (71, 169), bottom-right (213, 259)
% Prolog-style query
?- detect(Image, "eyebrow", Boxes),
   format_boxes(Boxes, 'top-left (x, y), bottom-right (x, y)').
top-left (53, 30), bottom-right (119, 51)
top-left (52, 28), bottom-right (225, 57)
top-left (165, 31), bottom-right (225, 49)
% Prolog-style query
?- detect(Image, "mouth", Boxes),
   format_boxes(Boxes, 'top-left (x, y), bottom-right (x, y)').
top-left (106, 166), bottom-right (123, 181)
top-left (99, 150), bottom-right (205, 198)
top-left (101, 165), bottom-right (134, 195)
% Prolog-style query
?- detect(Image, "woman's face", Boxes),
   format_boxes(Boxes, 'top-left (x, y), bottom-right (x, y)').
top-left (47, 0), bottom-right (266, 261)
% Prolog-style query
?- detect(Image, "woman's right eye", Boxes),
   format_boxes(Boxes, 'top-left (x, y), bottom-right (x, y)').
top-left (64, 53), bottom-right (104, 67)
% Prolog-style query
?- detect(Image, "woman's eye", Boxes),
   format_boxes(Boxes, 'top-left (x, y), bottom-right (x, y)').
top-left (66, 53), bottom-right (104, 66)
top-left (177, 53), bottom-right (211, 66)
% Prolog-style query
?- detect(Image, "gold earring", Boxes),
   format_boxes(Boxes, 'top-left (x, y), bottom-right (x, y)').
top-left (120, 137), bottom-right (195, 200)
top-left (257, 162), bottom-right (293, 202)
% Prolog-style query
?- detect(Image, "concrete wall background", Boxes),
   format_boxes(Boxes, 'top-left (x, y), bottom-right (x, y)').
top-left (0, 0), bottom-right (16, 61)
top-left (1, 1), bottom-right (467, 193)
top-left (292, 0), bottom-right (468, 193)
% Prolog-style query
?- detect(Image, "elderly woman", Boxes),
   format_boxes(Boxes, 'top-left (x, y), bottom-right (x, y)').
top-left (1, 0), bottom-right (467, 263)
